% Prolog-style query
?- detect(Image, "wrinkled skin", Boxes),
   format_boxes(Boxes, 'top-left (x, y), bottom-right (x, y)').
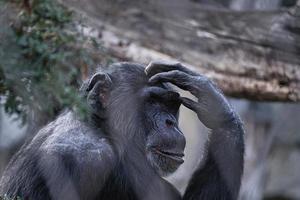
top-left (0, 62), bottom-right (244, 200)
top-left (146, 61), bottom-right (235, 129)
top-left (146, 61), bottom-right (244, 200)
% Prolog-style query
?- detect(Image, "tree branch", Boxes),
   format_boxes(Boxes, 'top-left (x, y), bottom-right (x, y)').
top-left (61, 0), bottom-right (300, 101)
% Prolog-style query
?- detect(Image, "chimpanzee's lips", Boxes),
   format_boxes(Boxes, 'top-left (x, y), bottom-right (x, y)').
top-left (152, 148), bottom-right (184, 164)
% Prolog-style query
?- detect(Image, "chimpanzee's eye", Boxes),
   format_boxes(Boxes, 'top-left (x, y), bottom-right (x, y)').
top-left (165, 119), bottom-right (175, 127)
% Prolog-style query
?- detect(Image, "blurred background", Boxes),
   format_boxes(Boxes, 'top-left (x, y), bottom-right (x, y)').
top-left (0, 0), bottom-right (300, 199)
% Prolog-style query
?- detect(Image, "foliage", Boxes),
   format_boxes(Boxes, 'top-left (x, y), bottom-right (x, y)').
top-left (0, 195), bottom-right (22, 200)
top-left (0, 0), bottom-right (96, 123)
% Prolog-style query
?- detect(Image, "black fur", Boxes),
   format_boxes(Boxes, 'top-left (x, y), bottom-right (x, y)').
top-left (0, 62), bottom-right (244, 200)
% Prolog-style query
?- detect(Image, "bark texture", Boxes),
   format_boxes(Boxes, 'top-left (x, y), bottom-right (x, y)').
top-left (62, 0), bottom-right (300, 101)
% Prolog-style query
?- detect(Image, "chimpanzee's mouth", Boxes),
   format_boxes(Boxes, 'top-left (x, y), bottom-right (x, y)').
top-left (152, 148), bottom-right (184, 164)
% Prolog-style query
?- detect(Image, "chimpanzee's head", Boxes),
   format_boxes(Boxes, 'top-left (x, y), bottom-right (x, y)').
top-left (81, 62), bottom-right (186, 176)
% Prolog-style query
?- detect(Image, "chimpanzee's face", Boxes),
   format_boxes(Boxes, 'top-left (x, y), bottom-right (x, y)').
top-left (141, 86), bottom-right (186, 176)
top-left (96, 63), bottom-right (186, 176)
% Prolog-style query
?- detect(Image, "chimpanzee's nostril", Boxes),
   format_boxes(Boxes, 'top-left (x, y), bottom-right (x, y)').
top-left (165, 119), bottom-right (175, 127)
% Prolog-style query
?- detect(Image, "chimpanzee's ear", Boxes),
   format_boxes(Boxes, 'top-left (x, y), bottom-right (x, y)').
top-left (80, 72), bottom-right (113, 117)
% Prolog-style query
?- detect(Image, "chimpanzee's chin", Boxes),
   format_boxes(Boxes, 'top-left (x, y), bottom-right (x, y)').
top-left (147, 151), bottom-right (183, 177)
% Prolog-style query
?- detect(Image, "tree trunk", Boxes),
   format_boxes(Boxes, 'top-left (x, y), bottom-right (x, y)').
top-left (62, 0), bottom-right (300, 102)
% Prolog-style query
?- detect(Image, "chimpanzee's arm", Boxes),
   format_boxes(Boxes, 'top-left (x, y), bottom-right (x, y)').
top-left (183, 114), bottom-right (244, 200)
top-left (145, 61), bottom-right (244, 200)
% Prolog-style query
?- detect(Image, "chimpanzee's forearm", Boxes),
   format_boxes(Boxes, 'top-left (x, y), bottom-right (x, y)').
top-left (183, 114), bottom-right (244, 200)
top-left (144, 61), bottom-right (245, 200)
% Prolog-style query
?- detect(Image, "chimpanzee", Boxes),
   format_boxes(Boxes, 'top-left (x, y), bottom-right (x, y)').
top-left (0, 61), bottom-right (244, 200)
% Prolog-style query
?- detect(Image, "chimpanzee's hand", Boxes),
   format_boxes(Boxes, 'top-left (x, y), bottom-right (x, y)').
top-left (145, 61), bottom-right (235, 129)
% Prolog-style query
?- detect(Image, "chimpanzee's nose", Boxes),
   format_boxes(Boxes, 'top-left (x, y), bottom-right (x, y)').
top-left (175, 130), bottom-right (186, 153)
top-left (166, 127), bottom-right (186, 154)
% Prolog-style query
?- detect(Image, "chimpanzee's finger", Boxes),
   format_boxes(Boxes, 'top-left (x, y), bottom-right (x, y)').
top-left (181, 96), bottom-right (216, 128)
top-left (145, 61), bottom-right (198, 77)
top-left (180, 97), bottom-right (200, 113)
top-left (148, 70), bottom-right (194, 91)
